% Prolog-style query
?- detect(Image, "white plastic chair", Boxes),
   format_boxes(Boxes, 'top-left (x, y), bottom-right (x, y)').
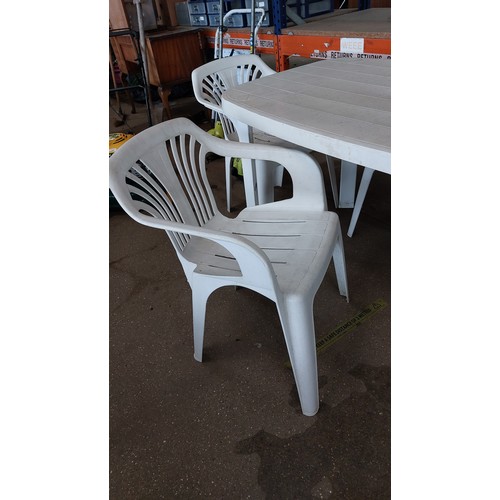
top-left (191, 55), bottom-right (339, 212)
top-left (109, 117), bottom-right (349, 416)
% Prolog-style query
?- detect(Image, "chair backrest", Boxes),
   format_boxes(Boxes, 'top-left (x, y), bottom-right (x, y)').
top-left (109, 118), bottom-right (221, 254)
top-left (191, 55), bottom-right (276, 139)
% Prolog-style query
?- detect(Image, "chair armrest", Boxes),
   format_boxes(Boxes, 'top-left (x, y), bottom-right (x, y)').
top-left (204, 133), bottom-right (327, 211)
top-left (115, 204), bottom-right (278, 290)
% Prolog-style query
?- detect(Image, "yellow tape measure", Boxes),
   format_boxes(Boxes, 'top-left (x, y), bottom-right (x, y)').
top-left (285, 299), bottom-right (388, 368)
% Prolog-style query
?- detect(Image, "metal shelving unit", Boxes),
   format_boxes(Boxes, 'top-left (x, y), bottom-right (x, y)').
top-left (109, 28), bottom-right (153, 127)
top-left (200, 5), bottom-right (390, 70)
top-left (275, 6), bottom-right (390, 70)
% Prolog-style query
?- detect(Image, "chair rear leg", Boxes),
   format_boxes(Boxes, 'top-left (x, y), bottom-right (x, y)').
top-left (277, 295), bottom-right (319, 416)
top-left (192, 280), bottom-right (215, 362)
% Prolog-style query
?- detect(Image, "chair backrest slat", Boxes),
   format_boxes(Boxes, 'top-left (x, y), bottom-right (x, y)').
top-left (113, 121), bottom-right (221, 253)
top-left (169, 134), bottom-right (213, 227)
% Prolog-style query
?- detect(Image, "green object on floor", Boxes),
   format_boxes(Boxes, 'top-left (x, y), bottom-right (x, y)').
top-left (233, 157), bottom-right (243, 176)
top-left (208, 120), bottom-right (224, 138)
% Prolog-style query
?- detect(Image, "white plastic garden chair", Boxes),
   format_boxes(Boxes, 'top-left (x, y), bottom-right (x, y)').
top-left (109, 117), bottom-right (349, 416)
top-left (191, 55), bottom-right (339, 212)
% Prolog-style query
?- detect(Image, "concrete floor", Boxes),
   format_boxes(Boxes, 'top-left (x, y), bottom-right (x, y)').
top-left (109, 81), bottom-right (391, 498)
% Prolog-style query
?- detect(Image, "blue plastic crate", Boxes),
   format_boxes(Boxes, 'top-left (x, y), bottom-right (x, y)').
top-left (245, 0), bottom-right (269, 9)
top-left (187, 1), bottom-right (206, 14)
top-left (206, 1), bottom-right (221, 13)
top-left (209, 13), bottom-right (245, 27)
top-left (246, 11), bottom-right (271, 26)
top-left (190, 13), bottom-right (209, 25)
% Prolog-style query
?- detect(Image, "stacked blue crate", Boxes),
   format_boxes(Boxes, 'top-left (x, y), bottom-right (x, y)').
top-left (208, 13), bottom-right (246, 27)
top-left (188, 0), bottom-right (335, 32)
top-left (206, 0), bottom-right (222, 14)
top-left (188, 1), bottom-right (209, 26)
top-left (207, 1), bottom-right (246, 27)
top-left (189, 1), bottom-right (250, 28)
top-left (190, 0), bottom-right (275, 29)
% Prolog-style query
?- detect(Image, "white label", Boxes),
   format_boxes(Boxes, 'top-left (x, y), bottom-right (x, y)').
top-left (309, 51), bottom-right (391, 60)
top-left (340, 38), bottom-right (364, 53)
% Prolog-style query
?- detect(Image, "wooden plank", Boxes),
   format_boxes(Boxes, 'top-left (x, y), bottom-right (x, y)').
top-left (165, 0), bottom-right (179, 26)
top-left (109, 0), bottom-right (129, 29)
top-left (146, 28), bottom-right (205, 86)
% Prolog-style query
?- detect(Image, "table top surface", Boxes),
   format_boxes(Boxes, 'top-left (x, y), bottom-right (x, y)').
top-left (222, 58), bottom-right (391, 174)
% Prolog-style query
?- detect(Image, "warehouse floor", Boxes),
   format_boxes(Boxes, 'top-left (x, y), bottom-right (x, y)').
top-left (109, 74), bottom-right (391, 498)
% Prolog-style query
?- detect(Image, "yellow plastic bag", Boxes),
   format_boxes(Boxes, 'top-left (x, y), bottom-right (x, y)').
top-left (109, 133), bottom-right (134, 157)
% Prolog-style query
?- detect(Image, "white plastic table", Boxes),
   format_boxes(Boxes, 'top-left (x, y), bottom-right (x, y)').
top-left (221, 57), bottom-right (390, 236)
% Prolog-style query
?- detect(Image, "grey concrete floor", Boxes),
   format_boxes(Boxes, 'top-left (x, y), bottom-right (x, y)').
top-left (109, 87), bottom-right (391, 498)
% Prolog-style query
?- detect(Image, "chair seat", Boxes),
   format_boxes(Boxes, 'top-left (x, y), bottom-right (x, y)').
top-left (182, 209), bottom-right (338, 295)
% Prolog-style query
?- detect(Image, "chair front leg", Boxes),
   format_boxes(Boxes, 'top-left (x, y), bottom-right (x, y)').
top-left (191, 277), bottom-right (218, 362)
top-left (277, 295), bottom-right (319, 416)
